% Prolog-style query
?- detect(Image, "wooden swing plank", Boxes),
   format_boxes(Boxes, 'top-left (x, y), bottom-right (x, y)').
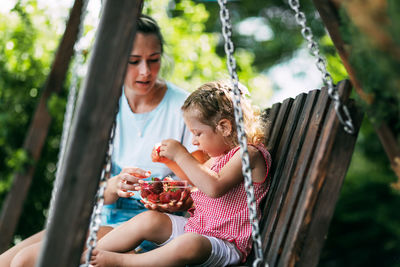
top-left (264, 90), bottom-right (321, 265)
top-left (280, 82), bottom-right (363, 267)
top-left (262, 101), bottom-right (281, 151)
top-left (262, 92), bottom-right (309, 252)
top-left (267, 98), bottom-right (292, 156)
top-left (242, 80), bottom-right (363, 267)
top-left (273, 86), bottom-right (333, 266)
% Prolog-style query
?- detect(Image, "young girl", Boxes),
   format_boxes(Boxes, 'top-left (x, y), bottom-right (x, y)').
top-left (88, 81), bottom-right (272, 267)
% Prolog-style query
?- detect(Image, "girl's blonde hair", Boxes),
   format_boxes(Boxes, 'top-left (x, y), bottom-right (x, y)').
top-left (182, 80), bottom-right (266, 146)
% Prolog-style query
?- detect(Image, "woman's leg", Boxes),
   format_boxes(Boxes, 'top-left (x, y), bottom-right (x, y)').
top-left (9, 242), bottom-right (41, 267)
top-left (91, 232), bottom-right (212, 267)
top-left (0, 230), bottom-right (44, 267)
top-left (3, 226), bottom-right (114, 267)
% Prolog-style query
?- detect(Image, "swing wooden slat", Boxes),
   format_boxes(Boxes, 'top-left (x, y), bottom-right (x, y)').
top-left (242, 79), bottom-right (363, 267)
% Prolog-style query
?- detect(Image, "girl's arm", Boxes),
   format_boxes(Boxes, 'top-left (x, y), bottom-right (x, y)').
top-left (152, 144), bottom-right (209, 182)
top-left (160, 140), bottom-right (267, 198)
top-left (163, 150), bottom-right (209, 183)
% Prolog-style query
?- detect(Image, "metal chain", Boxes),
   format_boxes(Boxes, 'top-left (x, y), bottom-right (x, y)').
top-left (83, 120), bottom-right (117, 266)
top-left (46, 0), bottom-right (90, 227)
top-left (287, 0), bottom-right (355, 134)
top-left (217, 1), bottom-right (267, 266)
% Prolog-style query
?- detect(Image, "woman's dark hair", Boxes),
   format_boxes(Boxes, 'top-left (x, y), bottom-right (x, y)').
top-left (137, 15), bottom-right (164, 53)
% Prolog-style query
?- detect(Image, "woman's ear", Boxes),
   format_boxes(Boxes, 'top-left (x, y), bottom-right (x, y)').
top-left (217, 119), bottom-right (232, 137)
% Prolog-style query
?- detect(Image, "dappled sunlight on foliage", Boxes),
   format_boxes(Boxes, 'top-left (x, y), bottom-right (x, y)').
top-left (144, 0), bottom-right (272, 105)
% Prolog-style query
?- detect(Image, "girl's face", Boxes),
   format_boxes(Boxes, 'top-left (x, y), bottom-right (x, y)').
top-left (124, 33), bottom-right (162, 95)
top-left (183, 108), bottom-right (231, 157)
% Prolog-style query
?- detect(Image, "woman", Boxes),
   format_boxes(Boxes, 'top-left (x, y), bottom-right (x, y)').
top-left (0, 15), bottom-right (201, 267)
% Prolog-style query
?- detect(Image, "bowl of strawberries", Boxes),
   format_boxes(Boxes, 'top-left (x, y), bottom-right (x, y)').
top-left (139, 177), bottom-right (191, 205)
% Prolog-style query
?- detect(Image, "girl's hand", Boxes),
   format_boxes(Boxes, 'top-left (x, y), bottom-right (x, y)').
top-left (151, 142), bottom-right (171, 164)
top-left (142, 195), bottom-right (194, 213)
top-left (159, 139), bottom-right (188, 162)
top-left (108, 167), bottom-right (151, 199)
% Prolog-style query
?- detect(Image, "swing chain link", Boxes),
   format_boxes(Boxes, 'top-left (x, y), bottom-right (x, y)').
top-left (288, 0), bottom-right (355, 134)
top-left (84, 122), bottom-right (117, 266)
top-left (46, 0), bottom-right (90, 227)
top-left (218, 1), bottom-right (268, 266)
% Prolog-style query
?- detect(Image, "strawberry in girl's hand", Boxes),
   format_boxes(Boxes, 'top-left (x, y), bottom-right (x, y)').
top-left (151, 143), bottom-right (162, 162)
top-left (151, 142), bottom-right (170, 163)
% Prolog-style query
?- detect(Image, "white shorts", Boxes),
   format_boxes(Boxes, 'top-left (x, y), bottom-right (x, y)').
top-left (160, 213), bottom-right (242, 267)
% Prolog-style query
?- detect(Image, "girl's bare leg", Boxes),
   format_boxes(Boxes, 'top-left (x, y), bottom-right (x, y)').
top-left (0, 230), bottom-right (44, 267)
top-left (94, 210), bottom-right (172, 253)
top-left (90, 232), bottom-right (212, 267)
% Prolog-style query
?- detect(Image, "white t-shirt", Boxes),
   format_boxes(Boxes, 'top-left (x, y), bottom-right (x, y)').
top-left (111, 82), bottom-right (195, 199)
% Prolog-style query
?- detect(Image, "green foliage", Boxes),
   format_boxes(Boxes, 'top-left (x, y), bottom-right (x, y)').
top-left (0, 0), bottom-right (61, 242)
top-left (144, 0), bottom-right (272, 108)
top-left (320, 35), bottom-right (348, 83)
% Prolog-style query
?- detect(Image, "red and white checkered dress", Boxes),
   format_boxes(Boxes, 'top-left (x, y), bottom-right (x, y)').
top-left (184, 143), bottom-right (271, 261)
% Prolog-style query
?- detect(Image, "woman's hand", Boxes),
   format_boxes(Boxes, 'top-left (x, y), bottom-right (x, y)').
top-left (104, 167), bottom-right (151, 204)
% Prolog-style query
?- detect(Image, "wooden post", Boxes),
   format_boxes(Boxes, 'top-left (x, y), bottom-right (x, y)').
top-left (0, 0), bottom-right (84, 253)
top-left (36, 0), bottom-right (143, 266)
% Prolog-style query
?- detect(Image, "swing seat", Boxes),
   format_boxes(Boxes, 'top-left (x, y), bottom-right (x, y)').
top-left (242, 79), bottom-right (363, 267)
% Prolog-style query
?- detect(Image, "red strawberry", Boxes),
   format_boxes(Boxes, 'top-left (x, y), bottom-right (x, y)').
top-left (146, 193), bottom-right (159, 203)
top-left (159, 192), bottom-right (172, 204)
top-left (151, 178), bottom-right (163, 194)
top-left (169, 180), bottom-right (186, 187)
top-left (140, 189), bottom-right (149, 198)
top-left (181, 188), bottom-right (190, 201)
top-left (140, 182), bottom-right (152, 196)
top-left (170, 189), bottom-right (182, 201)
top-left (156, 145), bottom-right (161, 155)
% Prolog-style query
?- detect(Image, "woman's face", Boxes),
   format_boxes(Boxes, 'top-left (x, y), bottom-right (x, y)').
top-left (124, 33), bottom-right (162, 95)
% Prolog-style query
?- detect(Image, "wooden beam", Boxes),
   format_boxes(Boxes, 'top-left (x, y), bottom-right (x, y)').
top-left (36, 1), bottom-right (143, 266)
top-left (0, 0), bottom-right (84, 253)
top-left (312, 0), bottom-right (373, 104)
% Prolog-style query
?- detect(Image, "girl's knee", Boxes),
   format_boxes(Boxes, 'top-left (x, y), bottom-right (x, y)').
top-left (173, 233), bottom-right (212, 262)
top-left (137, 210), bottom-right (169, 229)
